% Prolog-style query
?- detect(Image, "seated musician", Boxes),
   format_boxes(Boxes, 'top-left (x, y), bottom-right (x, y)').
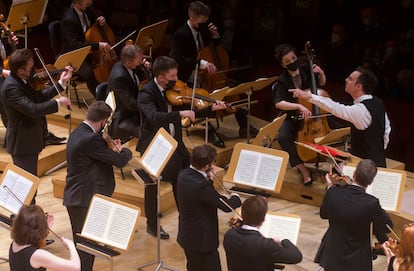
top-left (170, 1), bottom-right (257, 148)
top-left (272, 44), bottom-right (326, 186)
top-left (289, 67), bottom-right (391, 168)
top-left (108, 44), bottom-right (148, 142)
top-left (223, 195), bottom-right (303, 271)
top-left (61, 0), bottom-right (111, 97)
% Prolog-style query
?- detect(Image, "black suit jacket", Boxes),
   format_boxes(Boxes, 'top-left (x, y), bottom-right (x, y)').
top-left (223, 228), bottom-right (302, 271)
top-left (108, 61), bottom-right (140, 138)
top-left (61, 5), bottom-right (99, 52)
top-left (315, 185), bottom-right (392, 271)
top-left (0, 74), bottom-right (59, 155)
top-left (177, 167), bottom-right (241, 252)
top-left (63, 122), bottom-right (132, 207)
top-left (170, 22), bottom-right (214, 82)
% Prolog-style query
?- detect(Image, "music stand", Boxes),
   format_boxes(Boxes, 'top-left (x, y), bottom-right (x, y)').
top-left (225, 76), bottom-right (278, 142)
top-left (7, 0), bottom-right (47, 48)
top-left (134, 128), bottom-right (179, 271)
top-left (251, 114), bottom-right (286, 147)
top-left (135, 19), bottom-right (169, 60)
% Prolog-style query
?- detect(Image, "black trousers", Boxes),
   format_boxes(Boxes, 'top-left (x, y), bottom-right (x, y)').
top-left (184, 249), bottom-right (222, 271)
top-left (66, 206), bottom-right (95, 271)
top-left (277, 119), bottom-right (303, 167)
top-left (12, 153), bottom-right (38, 204)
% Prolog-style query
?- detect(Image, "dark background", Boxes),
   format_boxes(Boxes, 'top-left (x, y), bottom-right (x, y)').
top-left (0, 0), bottom-right (413, 170)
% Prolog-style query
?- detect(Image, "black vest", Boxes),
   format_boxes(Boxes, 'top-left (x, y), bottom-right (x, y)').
top-left (351, 96), bottom-right (386, 167)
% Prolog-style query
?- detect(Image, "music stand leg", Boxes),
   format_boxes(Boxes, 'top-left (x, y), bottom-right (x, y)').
top-left (44, 160), bottom-right (67, 176)
top-left (0, 257), bottom-right (8, 263)
top-left (245, 87), bottom-right (253, 143)
top-left (137, 176), bottom-right (179, 271)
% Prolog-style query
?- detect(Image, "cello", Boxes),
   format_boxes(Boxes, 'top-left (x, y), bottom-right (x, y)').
top-left (296, 41), bottom-right (331, 162)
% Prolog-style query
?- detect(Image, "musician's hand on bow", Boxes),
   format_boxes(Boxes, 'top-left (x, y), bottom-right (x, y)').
top-left (57, 97), bottom-right (71, 108)
top-left (96, 16), bottom-right (106, 26)
top-left (180, 110), bottom-right (195, 121)
top-left (325, 173), bottom-right (334, 188)
top-left (205, 62), bottom-right (217, 75)
top-left (289, 88), bottom-right (312, 100)
top-left (382, 240), bottom-right (396, 259)
top-left (212, 100), bottom-right (226, 111)
top-left (298, 104), bottom-right (312, 120)
top-left (45, 212), bottom-right (54, 228)
top-left (208, 23), bottom-right (220, 39)
top-left (8, 31), bottom-right (18, 46)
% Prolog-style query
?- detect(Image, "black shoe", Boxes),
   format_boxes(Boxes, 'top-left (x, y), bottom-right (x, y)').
top-left (146, 226), bottom-right (170, 240)
top-left (45, 132), bottom-right (66, 146)
top-left (239, 126), bottom-right (259, 138)
top-left (208, 128), bottom-right (225, 148)
top-left (45, 239), bottom-right (55, 246)
top-left (372, 242), bottom-right (385, 256)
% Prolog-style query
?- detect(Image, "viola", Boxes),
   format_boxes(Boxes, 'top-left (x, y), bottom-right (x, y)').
top-left (296, 41), bottom-right (331, 162)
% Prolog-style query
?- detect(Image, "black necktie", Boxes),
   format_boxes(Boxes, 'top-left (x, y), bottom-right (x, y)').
top-left (196, 32), bottom-right (202, 51)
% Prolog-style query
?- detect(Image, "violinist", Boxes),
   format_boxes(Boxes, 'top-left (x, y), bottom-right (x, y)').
top-left (315, 159), bottom-right (392, 271)
top-left (0, 49), bottom-right (72, 204)
top-left (137, 56), bottom-right (226, 240)
top-left (177, 144), bottom-right (241, 271)
top-left (272, 44), bottom-right (326, 186)
top-left (290, 67), bottom-right (390, 167)
top-left (9, 204), bottom-right (80, 271)
top-left (108, 44), bottom-right (147, 142)
top-left (61, 0), bottom-right (110, 97)
top-left (383, 223), bottom-right (414, 271)
top-left (64, 101), bottom-right (132, 271)
top-left (223, 195), bottom-right (302, 271)
top-left (170, 1), bottom-right (256, 147)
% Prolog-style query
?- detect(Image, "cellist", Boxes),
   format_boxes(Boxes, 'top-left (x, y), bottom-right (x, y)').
top-left (61, 0), bottom-right (111, 97)
top-left (272, 44), bottom-right (326, 186)
top-left (170, 1), bottom-right (257, 148)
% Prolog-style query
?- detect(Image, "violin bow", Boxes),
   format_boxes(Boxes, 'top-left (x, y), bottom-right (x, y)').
top-left (386, 224), bottom-right (401, 242)
top-left (324, 146), bottom-right (343, 175)
top-left (219, 198), bottom-right (242, 220)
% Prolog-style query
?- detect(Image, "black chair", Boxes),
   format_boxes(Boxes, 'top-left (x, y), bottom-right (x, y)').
top-left (95, 82), bottom-right (109, 101)
top-left (48, 20), bottom-right (82, 108)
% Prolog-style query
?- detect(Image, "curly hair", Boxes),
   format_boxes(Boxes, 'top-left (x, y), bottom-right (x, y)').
top-left (11, 205), bottom-right (48, 246)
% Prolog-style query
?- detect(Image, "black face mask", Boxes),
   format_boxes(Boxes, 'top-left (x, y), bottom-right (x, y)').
top-left (286, 60), bottom-right (299, 71)
top-left (195, 22), bottom-right (208, 32)
top-left (165, 80), bottom-right (176, 90)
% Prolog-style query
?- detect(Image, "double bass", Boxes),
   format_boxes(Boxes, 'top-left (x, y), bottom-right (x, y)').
top-left (296, 42), bottom-right (331, 162)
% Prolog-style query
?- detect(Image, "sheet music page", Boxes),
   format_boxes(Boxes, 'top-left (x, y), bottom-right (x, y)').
top-left (141, 134), bottom-right (173, 176)
top-left (259, 214), bottom-right (301, 245)
top-left (82, 196), bottom-right (139, 250)
top-left (342, 166), bottom-right (402, 211)
top-left (233, 150), bottom-right (283, 190)
top-left (0, 170), bottom-right (33, 214)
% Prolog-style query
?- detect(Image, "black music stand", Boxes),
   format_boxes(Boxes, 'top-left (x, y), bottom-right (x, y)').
top-left (7, 0), bottom-right (47, 48)
top-left (224, 76), bottom-right (277, 143)
top-left (135, 19), bottom-right (169, 60)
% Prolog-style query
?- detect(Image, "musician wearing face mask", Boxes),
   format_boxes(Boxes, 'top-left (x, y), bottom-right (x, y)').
top-left (64, 101), bottom-right (132, 271)
top-left (177, 144), bottom-right (241, 271)
top-left (272, 44), bottom-right (326, 186)
top-left (137, 56), bottom-right (226, 240)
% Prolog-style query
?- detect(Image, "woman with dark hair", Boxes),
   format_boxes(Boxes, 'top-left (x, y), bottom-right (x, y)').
top-left (9, 205), bottom-right (80, 271)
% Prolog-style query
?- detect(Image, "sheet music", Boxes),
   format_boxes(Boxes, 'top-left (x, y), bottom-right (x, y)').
top-left (0, 170), bottom-right (33, 214)
top-left (82, 196), bottom-right (139, 250)
top-left (233, 150), bottom-right (283, 190)
top-left (141, 133), bottom-right (173, 176)
top-left (342, 166), bottom-right (403, 211)
top-left (259, 213), bottom-right (301, 245)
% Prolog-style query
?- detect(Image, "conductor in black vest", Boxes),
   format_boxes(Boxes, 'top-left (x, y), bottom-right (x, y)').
top-left (290, 67), bottom-right (390, 167)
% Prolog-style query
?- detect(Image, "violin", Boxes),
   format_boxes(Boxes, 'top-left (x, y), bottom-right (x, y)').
top-left (29, 64), bottom-right (66, 90)
top-left (166, 80), bottom-right (212, 110)
top-left (296, 41), bottom-right (331, 162)
top-left (0, 14), bottom-right (18, 70)
top-left (327, 172), bottom-right (353, 187)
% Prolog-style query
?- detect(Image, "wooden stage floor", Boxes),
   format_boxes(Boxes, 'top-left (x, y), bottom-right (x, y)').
top-left (0, 83), bottom-right (412, 271)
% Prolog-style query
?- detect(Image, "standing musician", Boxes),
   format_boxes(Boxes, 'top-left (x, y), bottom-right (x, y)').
top-left (272, 44), bottom-right (326, 186)
top-left (0, 48), bottom-right (72, 203)
top-left (170, 1), bottom-right (256, 147)
top-left (223, 195), bottom-right (303, 271)
top-left (177, 144), bottom-right (241, 271)
top-left (61, 0), bottom-right (111, 97)
top-left (137, 56), bottom-right (226, 240)
top-left (314, 159), bottom-right (392, 271)
top-left (290, 67), bottom-right (391, 167)
top-left (63, 101), bottom-right (132, 271)
top-left (9, 205), bottom-right (80, 271)
top-left (108, 44), bottom-right (149, 142)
